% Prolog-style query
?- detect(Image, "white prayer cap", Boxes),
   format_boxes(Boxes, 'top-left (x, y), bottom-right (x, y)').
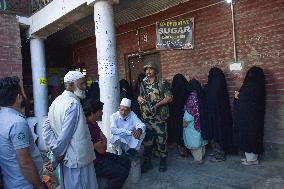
top-left (120, 98), bottom-right (131, 108)
top-left (64, 71), bottom-right (85, 83)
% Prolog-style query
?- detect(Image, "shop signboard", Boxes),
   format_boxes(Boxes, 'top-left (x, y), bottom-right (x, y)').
top-left (156, 18), bottom-right (194, 49)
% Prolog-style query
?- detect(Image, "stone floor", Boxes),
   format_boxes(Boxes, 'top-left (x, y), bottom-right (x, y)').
top-left (132, 146), bottom-right (284, 189)
top-left (51, 145), bottom-right (284, 189)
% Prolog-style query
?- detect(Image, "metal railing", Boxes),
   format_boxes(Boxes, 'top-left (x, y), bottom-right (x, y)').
top-left (31, 0), bottom-right (53, 14)
top-left (0, 0), bottom-right (53, 16)
top-left (0, 0), bottom-right (30, 16)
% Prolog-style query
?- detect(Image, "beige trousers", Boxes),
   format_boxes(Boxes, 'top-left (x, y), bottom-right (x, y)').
top-left (245, 152), bottom-right (258, 161)
top-left (191, 146), bottom-right (206, 161)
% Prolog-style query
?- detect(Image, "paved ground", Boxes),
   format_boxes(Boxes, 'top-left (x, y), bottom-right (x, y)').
top-left (130, 146), bottom-right (284, 189)
top-left (52, 145), bottom-right (284, 189)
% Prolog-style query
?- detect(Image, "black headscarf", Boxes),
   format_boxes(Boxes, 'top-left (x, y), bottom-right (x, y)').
top-left (134, 73), bottom-right (146, 95)
top-left (188, 79), bottom-right (207, 135)
top-left (233, 66), bottom-right (265, 154)
top-left (169, 74), bottom-right (189, 146)
top-left (119, 79), bottom-right (133, 101)
top-left (86, 81), bottom-right (100, 101)
top-left (171, 74), bottom-right (189, 117)
top-left (132, 73), bottom-right (146, 118)
top-left (204, 67), bottom-right (235, 153)
top-left (188, 79), bottom-right (203, 100)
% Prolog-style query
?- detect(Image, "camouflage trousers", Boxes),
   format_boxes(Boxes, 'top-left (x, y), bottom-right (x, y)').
top-left (142, 116), bottom-right (168, 158)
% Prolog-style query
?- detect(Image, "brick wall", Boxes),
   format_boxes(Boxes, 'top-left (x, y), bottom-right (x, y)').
top-left (0, 14), bottom-right (22, 80)
top-left (73, 37), bottom-right (98, 81)
top-left (73, 0), bottom-right (284, 157)
top-left (233, 0), bottom-right (284, 158)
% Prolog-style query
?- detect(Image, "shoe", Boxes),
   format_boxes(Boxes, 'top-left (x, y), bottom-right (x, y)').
top-left (210, 157), bottom-right (225, 163)
top-left (141, 159), bottom-right (153, 173)
top-left (241, 160), bottom-right (259, 166)
top-left (176, 154), bottom-right (189, 159)
top-left (240, 158), bottom-right (246, 162)
top-left (177, 145), bottom-right (188, 157)
top-left (159, 157), bottom-right (167, 172)
top-left (191, 160), bottom-right (203, 165)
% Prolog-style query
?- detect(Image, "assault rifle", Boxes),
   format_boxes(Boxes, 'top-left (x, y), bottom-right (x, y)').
top-left (140, 77), bottom-right (156, 117)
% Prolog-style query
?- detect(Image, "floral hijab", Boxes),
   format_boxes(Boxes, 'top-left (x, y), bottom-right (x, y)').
top-left (185, 91), bottom-right (201, 132)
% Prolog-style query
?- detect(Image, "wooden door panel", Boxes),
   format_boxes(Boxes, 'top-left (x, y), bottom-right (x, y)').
top-left (127, 52), bottom-right (161, 89)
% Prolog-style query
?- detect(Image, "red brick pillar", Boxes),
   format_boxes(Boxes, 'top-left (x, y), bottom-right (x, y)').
top-left (0, 14), bottom-right (22, 79)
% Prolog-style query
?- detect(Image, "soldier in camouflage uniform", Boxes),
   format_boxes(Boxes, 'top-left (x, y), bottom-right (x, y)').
top-left (138, 61), bottom-right (173, 172)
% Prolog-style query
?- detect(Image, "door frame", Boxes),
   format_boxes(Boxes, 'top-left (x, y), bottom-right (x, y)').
top-left (124, 50), bottom-right (160, 88)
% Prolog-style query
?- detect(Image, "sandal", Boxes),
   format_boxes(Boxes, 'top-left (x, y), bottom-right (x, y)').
top-left (177, 145), bottom-right (188, 157)
top-left (241, 160), bottom-right (259, 166)
top-left (191, 160), bottom-right (203, 165)
top-left (210, 157), bottom-right (225, 163)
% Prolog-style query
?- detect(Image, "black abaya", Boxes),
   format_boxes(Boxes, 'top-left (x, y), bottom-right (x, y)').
top-left (170, 74), bottom-right (189, 146)
top-left (233, 66), bottom-right (265, 154)
top-left (119, 79), bottom-right (133, 101)
top-left (204, 67), bottom-right (235, 153)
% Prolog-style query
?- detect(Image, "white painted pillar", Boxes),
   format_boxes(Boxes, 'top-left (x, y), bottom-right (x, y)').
top-left (30, 37), bottom-right (48, 151)
top-left (92, 0), bottom-right (120, 145)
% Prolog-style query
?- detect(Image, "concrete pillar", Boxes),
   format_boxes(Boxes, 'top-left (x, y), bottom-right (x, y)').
top-left (92, 0), bottom-right (120, 144)
top-left (30, 37), bottom-right (48, 151)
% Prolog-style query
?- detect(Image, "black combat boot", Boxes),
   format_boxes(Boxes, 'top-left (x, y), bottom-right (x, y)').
top-left (141, 146), bottom-right (153, 173)
top-left (141, 158), bottom-right (153, 173)
top-left (159, 157), bottom-right (167, 172)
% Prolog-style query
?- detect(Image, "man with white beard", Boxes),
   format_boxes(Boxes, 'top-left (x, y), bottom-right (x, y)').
top-left (47, 71), bottom-right (97, 189)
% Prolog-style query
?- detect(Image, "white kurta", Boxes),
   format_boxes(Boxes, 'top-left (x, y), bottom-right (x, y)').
top-left (61, 162), bottom-right (97, 189)
top-left (110, 111), bottom-right (145, 150)
top-left (43, 102), bottom-right (97, 189)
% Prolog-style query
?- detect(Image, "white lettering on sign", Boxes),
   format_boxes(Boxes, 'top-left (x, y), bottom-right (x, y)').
top-left (158, 26), bottom-right (191, 34)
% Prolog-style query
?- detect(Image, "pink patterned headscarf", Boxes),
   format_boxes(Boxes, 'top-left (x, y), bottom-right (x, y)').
top-left (185, 91), bottom-right (201, 132)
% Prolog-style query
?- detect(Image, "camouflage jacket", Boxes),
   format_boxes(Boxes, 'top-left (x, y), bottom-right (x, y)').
top-left (139, 77), bottom-right (172, 120)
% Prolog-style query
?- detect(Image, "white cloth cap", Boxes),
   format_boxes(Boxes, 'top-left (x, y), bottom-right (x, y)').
top-left (64, 71), bottom-right (85, 83)
top-left (120, 98), bottom-right (131, 108)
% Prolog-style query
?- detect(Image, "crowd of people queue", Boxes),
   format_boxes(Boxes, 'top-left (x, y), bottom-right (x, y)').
top-left (0, 60), bottom-right (265, 189)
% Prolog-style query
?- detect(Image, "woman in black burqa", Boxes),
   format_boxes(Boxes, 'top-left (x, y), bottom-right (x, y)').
top-left (132, 73), bottom-right (146, 119)
top-left (86, 81), bottom-right (100, 101)
top-left (203, 67), bottom-right (235, 162)
top-left (233, 66), bottom-right (265, 165)
top-left (170, 73), bottom-right (190, 157)
top-left (119, 79), bottom-right (133, 101)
